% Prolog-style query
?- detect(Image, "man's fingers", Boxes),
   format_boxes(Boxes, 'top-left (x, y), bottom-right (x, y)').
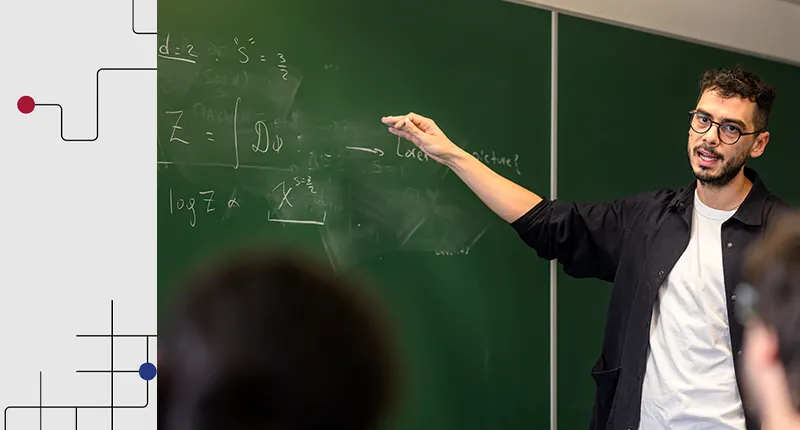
top-left (388, 125), bottom-right (426, 149)
top-left (405, 112), bottom-right (428, 123)
top-left (382, 112), bottom-right (435, 131)
top-left (384, 115), bottom-right (426, 136)
top-left (401, 117), bottom-right (423, 136)
top-left (387, 126), bottom-right (414, 142)
top-left (381, 115), bottom-right (404, 126)
top-left (381, 113), bottom-right (421, 125)
top-left (405, 112), bottom-right (438, 133)
top-left (385, 116), bottom-right (418, 135)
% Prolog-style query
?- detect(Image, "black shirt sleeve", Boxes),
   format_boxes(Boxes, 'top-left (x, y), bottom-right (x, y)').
top-left (510, 195), bottom-right (645, 282)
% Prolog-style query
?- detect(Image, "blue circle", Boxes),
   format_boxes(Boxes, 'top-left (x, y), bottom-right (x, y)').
top-left (139, 362), bottom-right (157, 381)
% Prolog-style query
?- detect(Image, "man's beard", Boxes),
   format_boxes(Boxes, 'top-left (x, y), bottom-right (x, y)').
top-left (691, 145), bottom-right (747, 188)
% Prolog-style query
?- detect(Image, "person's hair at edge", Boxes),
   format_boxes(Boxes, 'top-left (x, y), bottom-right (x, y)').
top-left (698, 66), bottom-right (777, 131)
top-left (743, 213), bottom-right (800, 411)
top-left (157, 247), bottom-right (402, 430)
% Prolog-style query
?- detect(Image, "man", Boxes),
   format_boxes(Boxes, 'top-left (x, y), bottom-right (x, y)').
top-left (738, 214), bottom-right (800, 430)
top-left (157, 248), bottom-right (401, 430)
top-left (382, 67), bottom-right (795, 430)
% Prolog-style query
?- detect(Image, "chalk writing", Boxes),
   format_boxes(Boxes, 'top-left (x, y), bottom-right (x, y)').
top-left (168, 188), bottom-right (242, 227)
top-left (199, 190), bottom-right (215, 213)
top-left (168, 189), bottom-right (197, 227)
top-left (202, 68), bottom-right (250, 98)
top-left (252, 120), bottom-right (284, 153)
top-left (166, 110), bottom-right (189, 144)
top-left (267, 211), bottom-right (326, 225)
top-left (396, 136), bottom-right (430, 162)
top-left (277, 53), bottom-right (288, 80)
top-left (293, 175), bottom-right (317, 194)
top-left (272, 181), bottom-right (294, 210)
top-left (228, 193), bottom-right (240, 208)
top-left (159, 34), bottom-right (296, 83)
top-left (221, 188), bottom-right (240, 221)
top-left (435, 226), bottom-right (489, 256)
top-left (370, 160), bottom-right (388, 174)
top-left (307, 151), bottom-right (343, 172)
top-left (161, 101), bottom-right (525, 183)
top-left (158, 33), bottom-right (198, 64)
top-left (471, 149), bottom-right (521, 175)
top-left (207, 42), bottom-right (225, 62)
top-left (401, 217), bottom-right (427, 246)
top-left (192, 102), bottom-right (256, 125)
top-left (346, 146), bottom-right (384, 156)
top-left (232, 96), bottom-right (241, 169)
top-left (264, 173), bottom-right (332, 226)
top-left (156, 33), bottom-right (526, 261)
top-left (157, 161), bottom-right (296, 172)
top-left (233, 37), bottom-right (253, 64)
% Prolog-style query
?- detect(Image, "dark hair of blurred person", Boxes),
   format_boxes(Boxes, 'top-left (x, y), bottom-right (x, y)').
top-left (739, 214), bottom-right (800, 430)
top-left (157, 248), bottom-right (402, 430)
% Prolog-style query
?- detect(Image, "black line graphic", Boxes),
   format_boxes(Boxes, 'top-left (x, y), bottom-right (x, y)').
top-left (3, 374), bottom-right (151, 430)
top-left (2, 301), bottom-right (155, 430)
top-left (76, 335), bottom-right (157, 338)
top-left (34, 67), bottom-right (156, 142)
top-left (132, 0), bottom-right (156, 35)
top-left (111, 300), bottom-right (114, 430)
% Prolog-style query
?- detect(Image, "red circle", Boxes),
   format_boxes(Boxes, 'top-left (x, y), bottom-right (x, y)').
top-left (18, 96), bottom-right (35, 114)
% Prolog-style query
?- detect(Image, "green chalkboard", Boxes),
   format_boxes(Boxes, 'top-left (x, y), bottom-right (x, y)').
top-left (556, 15), bottom-right (800, 430)
top-left (157, 0), bottom-right (553, 428)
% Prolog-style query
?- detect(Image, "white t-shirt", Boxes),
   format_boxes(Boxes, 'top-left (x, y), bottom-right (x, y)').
top-left (639, 191), bottom-right (746, 430)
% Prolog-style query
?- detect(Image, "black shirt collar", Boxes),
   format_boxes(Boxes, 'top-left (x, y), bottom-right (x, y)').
top-left (669, 167), bottom-right (769, 226)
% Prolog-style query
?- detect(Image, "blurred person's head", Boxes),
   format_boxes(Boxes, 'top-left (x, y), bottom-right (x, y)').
top-left (157, 248), bottom-right (401, 430)
top-left (739, 213), bottom-right (800, 429)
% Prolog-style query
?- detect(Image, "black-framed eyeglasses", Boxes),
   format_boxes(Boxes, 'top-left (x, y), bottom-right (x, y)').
top-left (688, 110), bottom-right (761, 145)
top-left (734, 282), bottom-right (759, 326)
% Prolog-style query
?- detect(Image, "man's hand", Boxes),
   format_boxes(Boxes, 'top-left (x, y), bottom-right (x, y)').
top-left (381, 112), bottom-right (464, 165)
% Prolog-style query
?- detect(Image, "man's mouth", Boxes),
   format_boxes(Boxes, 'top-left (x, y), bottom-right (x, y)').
top-left (697, 148), bottom-right (721, 162)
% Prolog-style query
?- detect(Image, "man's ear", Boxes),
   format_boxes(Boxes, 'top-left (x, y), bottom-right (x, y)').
top-left (749, 131), bottom-right (770, 158)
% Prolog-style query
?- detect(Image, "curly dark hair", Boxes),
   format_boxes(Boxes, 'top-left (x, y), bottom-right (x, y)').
top-left (743, 212), bottom-right (800, 412)
top-left (157, 248), bottom-right (402, 430)
top-left (698, 66), bottom-right (777, 131)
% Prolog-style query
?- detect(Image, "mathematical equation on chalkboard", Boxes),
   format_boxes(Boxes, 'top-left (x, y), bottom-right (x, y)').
top-left (159, 95), bottom-right (522, 171)
top-left (157, 33), bottom-right (522, 258)
top-left (159, 33), bottom-right (293, 80)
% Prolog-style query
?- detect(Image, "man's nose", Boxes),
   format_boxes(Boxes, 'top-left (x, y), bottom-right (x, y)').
top-left (703, 124), bottom-right (721, 146)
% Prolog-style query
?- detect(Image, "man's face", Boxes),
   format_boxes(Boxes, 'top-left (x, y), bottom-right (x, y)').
top-left (687, 90), bottom-right (769, 187)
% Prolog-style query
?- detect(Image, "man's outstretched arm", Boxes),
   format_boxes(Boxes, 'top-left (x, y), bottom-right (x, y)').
top-left (383, 112), bottom-right (642, 281)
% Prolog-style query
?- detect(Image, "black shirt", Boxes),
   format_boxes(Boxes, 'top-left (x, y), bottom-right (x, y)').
top-left (510, 167), bottom-right (795, 430)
